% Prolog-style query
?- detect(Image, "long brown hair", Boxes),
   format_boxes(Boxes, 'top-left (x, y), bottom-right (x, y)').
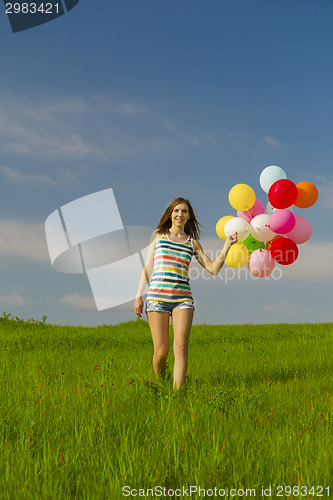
top-left (156, 197), bottom-right (202, 240)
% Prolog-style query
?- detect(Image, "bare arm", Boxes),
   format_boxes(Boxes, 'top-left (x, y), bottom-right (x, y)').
top-left (193, 233), bottom-right (237, 275)
top-left (134, 230), bottom-right (159, 316)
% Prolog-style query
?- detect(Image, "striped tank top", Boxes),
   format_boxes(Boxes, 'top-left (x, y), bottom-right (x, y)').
top-left (146, 233), bottom-right (194, 303)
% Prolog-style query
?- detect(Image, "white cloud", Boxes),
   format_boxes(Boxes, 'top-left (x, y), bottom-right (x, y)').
top-left (0, 92), bottom-right (216, 169)
top-left (1, 125), bottom-right (102, 160)
top-left (1, 165), bottom-right (57, 185)
top-left (193, 238), bottom-right (333, 281)
top-left (0, 94), bottom-right (106, 160)
top-left (262, 136), bottom-right (281, 149)
top-left (315, 179), bottom-right (333, 210)
top-left (0, 293), bottom-right (33, 306)
top-left (280, 241), bottom-right (333, 280)
top-left (162, 120), bottom-right (214, 147)
top-left (60, 294), bottom-right (96, 310)
top-left (115, 101), bottom-right (149, 116)
top-left (262, 301), bottom-right (303, 313)
top-left (0, 165), bottom-right (79, 186)
top-left (318, 184), bottom-right (333, 209)
top-left (0, 219), bottom-right (49, 263)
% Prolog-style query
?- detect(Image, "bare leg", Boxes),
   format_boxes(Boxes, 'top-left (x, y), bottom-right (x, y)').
top-left (147, 311), bottom-right (170, 380)
top-left (172, 308), bottom-right (194, 390)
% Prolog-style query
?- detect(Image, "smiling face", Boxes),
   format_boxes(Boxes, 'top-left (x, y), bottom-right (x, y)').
top-left (156, 197), bottom-right (199, 239)
top-left (171, 202), bottom-right (190, 229)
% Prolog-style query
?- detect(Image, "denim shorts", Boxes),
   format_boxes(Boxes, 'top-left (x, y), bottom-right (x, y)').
top-left (145, 300), bottom-right (195, 317)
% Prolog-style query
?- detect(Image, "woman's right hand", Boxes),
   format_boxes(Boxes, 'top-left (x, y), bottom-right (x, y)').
top-left (134, 297), bottom-right (144, 318)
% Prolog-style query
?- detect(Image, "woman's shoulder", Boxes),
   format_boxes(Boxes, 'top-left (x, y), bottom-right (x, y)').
top-left (153, 229), bottom-right (165, 237)
top-left (191, 237), bottom-right (200, 248)
top-left (149, 230), bottom-right (164, 243)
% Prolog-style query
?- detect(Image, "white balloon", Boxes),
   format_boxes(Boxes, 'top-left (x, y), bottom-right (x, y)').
top-left (265, 202), bottom-right (275, 215)
top-left (266, 201), bottom-right (293, 215)
top-left (250, 214), bottom-right (276, 242)
top-left (260, 165), bottom-right (287, 193)
top-left (224, 217), bottom-right (252, 242)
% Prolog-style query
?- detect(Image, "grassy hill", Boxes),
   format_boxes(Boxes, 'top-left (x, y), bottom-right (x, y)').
top-left (0, 314), bottom-right (332, 499)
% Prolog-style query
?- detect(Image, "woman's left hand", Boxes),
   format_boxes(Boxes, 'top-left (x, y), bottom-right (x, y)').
top-left (227, 232), bottom-right (238, 245)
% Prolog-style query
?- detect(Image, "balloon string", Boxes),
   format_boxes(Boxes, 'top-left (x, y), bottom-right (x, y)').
top-left (246, 209), bottom-right (252, 220)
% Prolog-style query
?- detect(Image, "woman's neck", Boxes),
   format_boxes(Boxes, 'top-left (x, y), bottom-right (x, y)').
top-left (169, 225), bottom-right (186, 237)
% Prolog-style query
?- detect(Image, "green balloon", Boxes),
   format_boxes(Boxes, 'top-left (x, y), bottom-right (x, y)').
top-left (241, 234), bottom-right (265, 255)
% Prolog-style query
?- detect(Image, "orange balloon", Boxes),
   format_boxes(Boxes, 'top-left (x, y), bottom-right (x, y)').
top-left (294, 182), bottom-right (318, 208)
top-left (265, 235), bottom-right (283, 251)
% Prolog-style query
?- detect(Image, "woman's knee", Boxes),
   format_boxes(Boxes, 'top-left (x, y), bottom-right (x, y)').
top-left (154, 348), bottom-right (168, 361)
top-left (173, 341), bottom-right (188, 357)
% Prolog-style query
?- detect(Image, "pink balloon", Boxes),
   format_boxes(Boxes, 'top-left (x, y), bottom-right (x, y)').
top-left (248, 248), bottom-right (275, 277)
top-left (237, 199), bottom-right (265, 222)
top-left (268, 209), bottom-right (296, 234)
top-left (285, 216), bottom-right (312, 244)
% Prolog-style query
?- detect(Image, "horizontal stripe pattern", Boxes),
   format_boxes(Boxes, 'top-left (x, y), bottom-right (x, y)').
top-left (146, 233), bottom-right (194, 303)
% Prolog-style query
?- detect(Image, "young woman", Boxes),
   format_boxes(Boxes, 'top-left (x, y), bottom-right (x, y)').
top-left (134, 197), bottom-right (237, 390)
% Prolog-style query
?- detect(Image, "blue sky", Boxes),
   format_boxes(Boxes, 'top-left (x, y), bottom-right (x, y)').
top-left (0, 0), bottom-right (332, 326)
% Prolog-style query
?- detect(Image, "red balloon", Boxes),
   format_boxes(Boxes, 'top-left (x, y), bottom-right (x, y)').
top-left (268, 179), bottom-right (298, 209)
top-left (270, 237), bottom-right (299, 265)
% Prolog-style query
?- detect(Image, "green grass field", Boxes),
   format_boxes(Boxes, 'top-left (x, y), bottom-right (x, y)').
top-left (0, 313), bottom-right (332, 499)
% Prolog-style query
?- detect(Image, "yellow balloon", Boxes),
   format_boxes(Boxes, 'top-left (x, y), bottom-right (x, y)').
top-left (228, 184), bottom-right (256, 211)
top-left (225, 243), bottom-right (249, 268)
top-left (216, 216), bottom-right (234, 241)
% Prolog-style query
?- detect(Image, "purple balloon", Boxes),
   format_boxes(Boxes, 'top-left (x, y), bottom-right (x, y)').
top-left (237, 199), bottom-right (265, 223)
top-left (248, 248), bottom-right (275, 277)
top-left (285, 216), bottom-right (312, 244)
top-left (268, 209), bottom-right (296, 234)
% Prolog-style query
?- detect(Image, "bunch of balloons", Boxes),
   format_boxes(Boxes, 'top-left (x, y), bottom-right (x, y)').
top-left (216, 165), bottom-right (318, 277)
